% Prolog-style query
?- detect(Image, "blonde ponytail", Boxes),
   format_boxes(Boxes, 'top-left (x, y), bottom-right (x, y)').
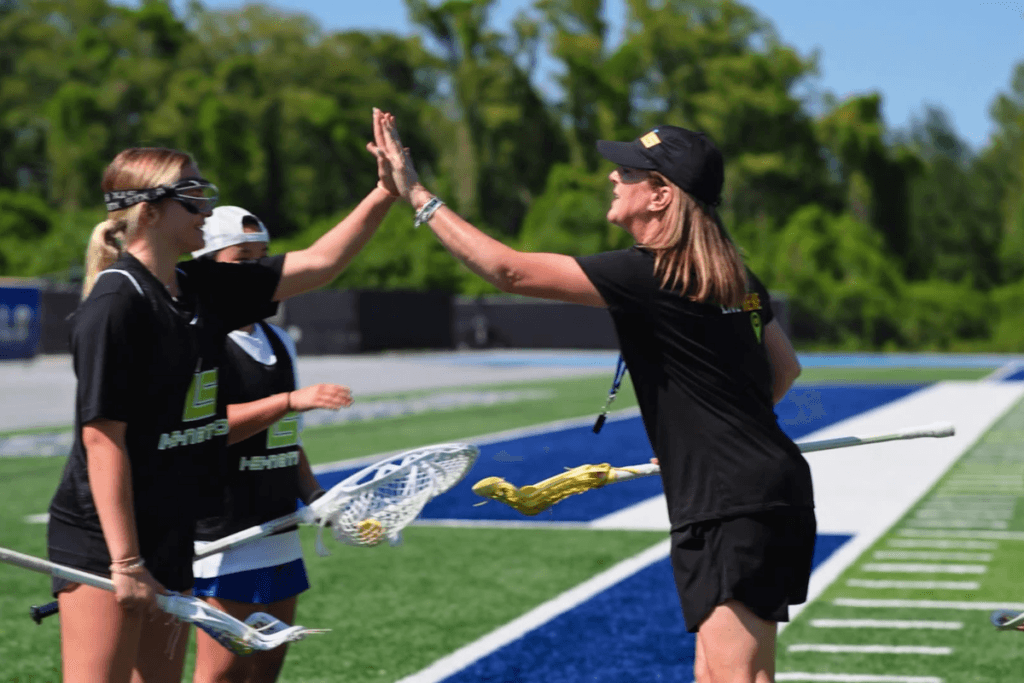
top-left (82, 219), bottom-right (130, 300)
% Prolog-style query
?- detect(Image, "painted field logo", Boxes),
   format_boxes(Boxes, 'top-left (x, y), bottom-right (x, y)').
top-left (183, 369), bottom-right (218, 422)
top-left (267, 413), bottom-right (300, 449)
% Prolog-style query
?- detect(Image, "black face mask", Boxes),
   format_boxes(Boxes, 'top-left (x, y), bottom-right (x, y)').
top-left (103, 178), bottom-right (219, 214)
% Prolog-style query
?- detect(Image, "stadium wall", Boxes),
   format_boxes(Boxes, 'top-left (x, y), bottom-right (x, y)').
top-left (31, 288), bottom-right (791, 355)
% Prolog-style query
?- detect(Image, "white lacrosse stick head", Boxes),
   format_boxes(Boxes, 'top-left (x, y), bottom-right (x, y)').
top-left (158, 594), bottom-right (327, 655)
top-left (306, 443), bottom-right (478, 555)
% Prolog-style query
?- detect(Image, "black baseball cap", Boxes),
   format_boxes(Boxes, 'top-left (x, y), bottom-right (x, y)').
top-left (596, 125), bottom-right (724, 206)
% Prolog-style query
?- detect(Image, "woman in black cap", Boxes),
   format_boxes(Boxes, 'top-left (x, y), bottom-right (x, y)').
top-left (370, 109), bottom-right (810, 682)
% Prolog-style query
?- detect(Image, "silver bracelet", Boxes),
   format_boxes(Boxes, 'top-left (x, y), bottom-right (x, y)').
top-left (414, 196), bottom-right (445, 228)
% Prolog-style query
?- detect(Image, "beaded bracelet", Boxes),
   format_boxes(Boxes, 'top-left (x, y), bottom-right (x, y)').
top-left (109, 557), bottom-right (146, 574)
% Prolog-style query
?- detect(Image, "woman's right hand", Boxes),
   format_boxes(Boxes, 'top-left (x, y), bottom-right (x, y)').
top-left (288, 383), bottom-right (353, 412)
top-left (111, 566), bottom-right (164, 616)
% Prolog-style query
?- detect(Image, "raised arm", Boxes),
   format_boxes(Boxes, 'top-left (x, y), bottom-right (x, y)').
top-left (273, 186), bottom-right (396, 301)
top-left (371, 109), bottom-right (605, 307)
top-left (272, 124), bottom-right (401, 301)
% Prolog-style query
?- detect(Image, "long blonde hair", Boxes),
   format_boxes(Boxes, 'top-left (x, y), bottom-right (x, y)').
top-left (82, 148), bottom-right (194, 299)
top-left (639, 171), bottom-right (746, 308)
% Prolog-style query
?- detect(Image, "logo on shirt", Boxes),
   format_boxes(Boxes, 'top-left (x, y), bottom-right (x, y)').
top-left (266, 413), bottom-right (300, 450)
top-left (239, 450), bottom-right (300, 471)
top-left (751, 311), bottom-right (763, 343)
top-left (743, 293), bottom-right (761, 312)
top-left (183, 369), bottom-right (219, 422)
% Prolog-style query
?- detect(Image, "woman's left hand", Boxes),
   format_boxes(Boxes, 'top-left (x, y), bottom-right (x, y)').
top-left (369, 107), bottom-right (422, 203)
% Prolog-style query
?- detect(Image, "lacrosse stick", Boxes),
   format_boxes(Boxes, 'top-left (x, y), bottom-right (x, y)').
top-left (195, 442), bottom-right (479, 558)
top-left (473, 422), bottom-right (956, 516)
top-left (991, 609), bottom-right (1024, 631)
top-left (0, 547), bottom-right (327, 655)
top-left (30, 600), bottom-right (58, 624)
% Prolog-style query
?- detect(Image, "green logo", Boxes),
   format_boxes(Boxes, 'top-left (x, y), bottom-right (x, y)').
top-left (267, 413), bottom-right (300, 449)
top-left (751, 312), bottom-right (763, 343)
top-left (182, 369), bottom-right (218, 422)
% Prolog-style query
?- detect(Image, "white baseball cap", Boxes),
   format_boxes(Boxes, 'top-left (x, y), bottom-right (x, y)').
top-left (192, 205), bottom-right (270, 258)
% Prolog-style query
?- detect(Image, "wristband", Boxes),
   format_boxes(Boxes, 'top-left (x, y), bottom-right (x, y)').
top-left (286, 391), bottom-right (293, 412)
top-left (414, 196), bottom-right (445, 228)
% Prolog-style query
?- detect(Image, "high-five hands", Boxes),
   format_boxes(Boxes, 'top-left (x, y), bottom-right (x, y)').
top-left (368, 107), bottom-right (425, 206)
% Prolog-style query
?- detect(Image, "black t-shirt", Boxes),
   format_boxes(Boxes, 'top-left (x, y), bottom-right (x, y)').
top-left (48, 252), bottom-right (284, 586)
top-left (576, 247), bottom-right (814, 530)
top-left (194, 322), bottom-right (302, 541)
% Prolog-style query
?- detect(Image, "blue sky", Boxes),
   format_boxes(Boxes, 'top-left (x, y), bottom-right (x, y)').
top-left (175, 0), bottom-right (1024, 151)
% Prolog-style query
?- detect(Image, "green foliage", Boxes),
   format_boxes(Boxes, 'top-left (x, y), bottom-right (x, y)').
top-left (517, 163), bottom-right (631, 255)
top-left (770, 205), bottom-right (903, 348)
top-left (0, 0), bottom-right (1022, 350)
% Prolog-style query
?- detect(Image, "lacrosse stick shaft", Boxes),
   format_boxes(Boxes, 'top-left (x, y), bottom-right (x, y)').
top-left (194, 509), bottom-right (309, 559)
top-left (797, 422), bottom-right (955, 453)
top-left (0, 546), bottom-right (183, 613)
top-left (0, 546), bottom-right (115, 592)
top-left (30, 600), bottom-right (59, 624)
top-left (593, 423), bottom-right (956, 483)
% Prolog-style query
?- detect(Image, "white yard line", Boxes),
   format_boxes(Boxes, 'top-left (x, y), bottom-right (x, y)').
top-left (904, 519), bottom-right (1009, 530)
top-left (982, 361), bottom-right (1024, 382)
top-left (392, 539), bottom-right (671, 683)
top-left (913, 509), bottom-right (1014, 519)
top-left (871, 551), bottom-right (992, 562)
top-left (787, 644), bottom-right (951, 655)
top-left (833, 598), bottom-right (1024, 610)
top-left (846, 579), bottom-right (980, 590)
top-left (860, 563), bottom-right (987, 574)
top-left (776, 674), bottom-right (942, 683)
top-left (898, 529), bottom-right (1024, 541)
top-left (809, 619), bottom-right (963, 630)
top-left (887, 539), bottom-right (998, 550)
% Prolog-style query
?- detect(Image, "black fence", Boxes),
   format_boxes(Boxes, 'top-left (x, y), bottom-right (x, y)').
top-left (32, 286), bottom-right (791, 356)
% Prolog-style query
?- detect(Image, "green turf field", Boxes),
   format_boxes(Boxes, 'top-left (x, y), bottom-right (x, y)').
top-left (776, 396), bottom-right (1024, 681)
top-left (794, 366), bottom-right (990, 384)
top-left (0, 367), bottom-right (1016, 682)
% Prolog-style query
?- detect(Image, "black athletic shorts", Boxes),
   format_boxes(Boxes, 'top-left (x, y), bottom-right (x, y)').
top-left (669, 507), bottom-right (816, 632)
top-left (47, 517), bottom-right (193, 596)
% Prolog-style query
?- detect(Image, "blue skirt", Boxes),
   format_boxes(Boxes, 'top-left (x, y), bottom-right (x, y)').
top-left (192, 558), bottom-right (310, 604)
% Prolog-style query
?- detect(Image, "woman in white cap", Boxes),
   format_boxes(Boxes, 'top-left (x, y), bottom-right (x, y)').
top-left (370, 110), bottom-right (808, 683)
top-left (47, 125), bottom-right (397, 683)
top-left (189, 206), bottom-right (351, 683)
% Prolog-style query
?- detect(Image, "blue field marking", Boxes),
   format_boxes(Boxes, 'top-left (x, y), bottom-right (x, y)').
top-left (314, 384), bottom-right (925, 523)
top-left (1002, 368), bottom-right (1024, 382)
top-left (439, 533), bottom-right (852, 683)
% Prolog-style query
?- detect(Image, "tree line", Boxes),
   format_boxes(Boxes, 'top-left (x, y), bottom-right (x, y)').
top-left (2, 0), bottom-right (1023, 350)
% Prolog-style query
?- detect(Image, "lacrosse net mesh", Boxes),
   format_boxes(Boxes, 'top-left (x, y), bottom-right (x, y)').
top-left (420, 443), bottom-right (479, 496)
top-left (307, 443), bottom-right (479, 555)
